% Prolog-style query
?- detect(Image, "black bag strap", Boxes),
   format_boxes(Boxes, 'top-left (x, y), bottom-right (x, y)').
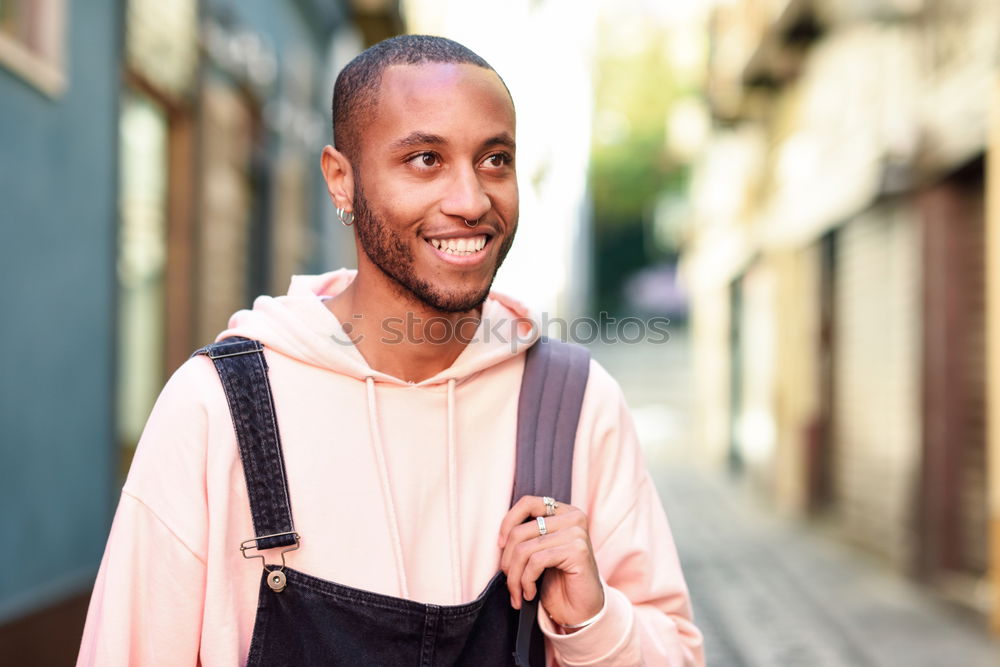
top-left (192, 336), bottom-right (298, 551)
top-left (511, 336), bottom-right (592, 667)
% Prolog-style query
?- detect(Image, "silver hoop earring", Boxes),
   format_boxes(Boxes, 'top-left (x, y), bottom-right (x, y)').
top-left (337, 207), bottom-right (355, 227)
top-left (464, 218), bottom-right (479, 227)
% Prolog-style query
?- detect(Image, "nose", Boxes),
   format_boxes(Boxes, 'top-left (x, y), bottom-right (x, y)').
top-left (440, 163), bottom-right (491, 223)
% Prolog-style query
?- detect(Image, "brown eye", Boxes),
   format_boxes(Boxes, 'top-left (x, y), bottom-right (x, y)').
top-left (409, 152), bottom-right (440, 168)
top-left (483, 153), bottom-right (511, 168)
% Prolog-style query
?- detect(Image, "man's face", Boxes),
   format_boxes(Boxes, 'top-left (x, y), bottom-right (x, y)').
top-left (351, 62), bottom-right (518, 313)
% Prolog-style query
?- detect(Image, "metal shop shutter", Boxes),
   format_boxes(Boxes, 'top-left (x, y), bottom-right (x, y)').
top-left (832, 202), bottom-right (922, 568)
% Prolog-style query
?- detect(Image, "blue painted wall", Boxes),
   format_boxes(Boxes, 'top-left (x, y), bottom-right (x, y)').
top-left (0, 1), bottom-right (122, 621)
top-left (0, 0), bottom-right (355, 626)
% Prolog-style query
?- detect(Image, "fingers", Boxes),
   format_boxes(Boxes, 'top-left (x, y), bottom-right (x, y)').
top-left (500, 508), bottom-right (587, 570)
top-left (505, 526), bottom-right (587, 608)
top-left (498, 495), bottom-right (568, 548)
top-left (500, 513), bottom-right (573, 572)
top-left (498, 496), bottom-right (594, 609)
top-left (519, 536), bottom-right (591, 603)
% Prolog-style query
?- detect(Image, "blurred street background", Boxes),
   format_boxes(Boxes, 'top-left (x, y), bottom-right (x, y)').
top-left (3, 0), bottom-right (1000, 665)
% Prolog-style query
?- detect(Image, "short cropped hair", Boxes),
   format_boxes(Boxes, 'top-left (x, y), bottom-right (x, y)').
top-left (332, 34), bottom-right (510, 161)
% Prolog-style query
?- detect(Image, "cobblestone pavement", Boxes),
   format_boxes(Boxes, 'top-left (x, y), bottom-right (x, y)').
top-left (589, 333), bottom-right (1000, 667)
top-left (655, 468), bottom-right (1000, 667)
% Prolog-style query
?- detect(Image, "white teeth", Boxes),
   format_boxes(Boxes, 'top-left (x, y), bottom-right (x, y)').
top-left (427, 235), bottom-right (487, 255)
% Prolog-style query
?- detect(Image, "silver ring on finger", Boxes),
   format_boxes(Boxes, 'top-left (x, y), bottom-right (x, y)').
top-left (536, 516), bottom-right (548, 536)
top-left (543, 496), bottom-right (558, 517)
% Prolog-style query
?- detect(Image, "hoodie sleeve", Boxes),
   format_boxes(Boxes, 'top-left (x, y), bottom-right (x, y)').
top-left (77, 358), bottom-right (212, 666)
top-left (537, 361), bottom-right (706, 666)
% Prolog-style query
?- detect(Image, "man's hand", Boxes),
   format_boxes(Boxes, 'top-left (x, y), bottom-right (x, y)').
top-left (498, 495), bottom-right (605, 630)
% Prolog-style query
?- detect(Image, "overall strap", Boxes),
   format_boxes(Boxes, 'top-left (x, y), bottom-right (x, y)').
top-left (511, 336), bottom-right (592, 666)
top-left (192, 336), bottom-right (298, 551)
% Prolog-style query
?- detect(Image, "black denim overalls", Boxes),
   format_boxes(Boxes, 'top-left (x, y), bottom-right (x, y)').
top-left (195, 335), bottom-right (590, 666)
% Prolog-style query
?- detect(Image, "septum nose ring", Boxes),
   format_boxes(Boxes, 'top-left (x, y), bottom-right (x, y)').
top-left (464, 218), bottom-right (480, 227)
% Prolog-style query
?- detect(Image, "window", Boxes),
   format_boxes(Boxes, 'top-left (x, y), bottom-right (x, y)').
top-left (116, 89), bottom-right (169, 463)
top-left (0, 0), bottom-right (66, 96)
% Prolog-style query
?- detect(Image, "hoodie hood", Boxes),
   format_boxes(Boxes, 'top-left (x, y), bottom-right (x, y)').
top-left (215, 269), bottom-right (542, 600)
top-left (215, 268), bottom-right (540, 387)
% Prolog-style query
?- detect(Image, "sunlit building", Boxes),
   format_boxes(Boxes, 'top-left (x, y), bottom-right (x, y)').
top-left (682, 0), bottom-right (1000, 628)
top-left (404, 0), bottom-right (597, 321)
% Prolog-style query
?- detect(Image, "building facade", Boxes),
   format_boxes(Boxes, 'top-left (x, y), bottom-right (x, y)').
top-left (0, 0), bottom-right (401, 660)
top-left (682, 0), bottom-right (1000, 628)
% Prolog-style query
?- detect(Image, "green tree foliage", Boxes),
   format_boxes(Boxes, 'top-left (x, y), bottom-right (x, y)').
top-left (590, 22), bottom-right (691, 313)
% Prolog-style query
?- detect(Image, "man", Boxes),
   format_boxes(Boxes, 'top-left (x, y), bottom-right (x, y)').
top-left (78, 35), bottom-right (704, 665)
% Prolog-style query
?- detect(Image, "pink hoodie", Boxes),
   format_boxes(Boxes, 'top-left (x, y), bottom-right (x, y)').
top-left (77, 269), bottom-right (704, 666)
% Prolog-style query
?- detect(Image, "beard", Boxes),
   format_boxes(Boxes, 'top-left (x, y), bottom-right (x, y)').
top-left (352, 179), bottom-right (516, 313)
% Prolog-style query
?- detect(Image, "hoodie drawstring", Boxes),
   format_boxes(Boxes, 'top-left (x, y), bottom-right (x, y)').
top-left (446, 378), bottom-right (462, 602)
top-left (365, 376), bottom-right (410, 598)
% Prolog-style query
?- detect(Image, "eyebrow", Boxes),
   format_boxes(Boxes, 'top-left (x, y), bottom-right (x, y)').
top-left (390, 132), bottom-right (446, 151)
top-left (482, 133), bottom-right (516, 152)
top-left (388, 131), bottom-right (516, 153)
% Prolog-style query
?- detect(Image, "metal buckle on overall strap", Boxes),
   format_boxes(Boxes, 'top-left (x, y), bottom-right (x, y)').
top-left (240, 531), bottom-right (300, 593)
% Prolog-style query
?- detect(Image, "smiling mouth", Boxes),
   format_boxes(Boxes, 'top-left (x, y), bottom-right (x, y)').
top-left (426, 234), bottom-right (489, 256)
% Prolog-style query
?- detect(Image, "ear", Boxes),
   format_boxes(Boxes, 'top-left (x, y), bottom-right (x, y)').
top-left (321, 145), bottom-right (355, 212)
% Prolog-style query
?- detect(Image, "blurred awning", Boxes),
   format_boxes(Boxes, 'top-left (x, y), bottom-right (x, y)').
top-left (742, 0), bottom-right (823, 90)
top-left (347, 0), bottom-right (405, 46)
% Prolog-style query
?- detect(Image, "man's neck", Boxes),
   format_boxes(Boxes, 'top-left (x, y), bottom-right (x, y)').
top-left (325, 272), bottom-right (481, 383)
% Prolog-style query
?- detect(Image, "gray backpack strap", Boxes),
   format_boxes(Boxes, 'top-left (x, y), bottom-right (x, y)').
top-left (511, 336), bottom-right (592, 666)
top-left (511, 336), bottom-right (592, 504)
